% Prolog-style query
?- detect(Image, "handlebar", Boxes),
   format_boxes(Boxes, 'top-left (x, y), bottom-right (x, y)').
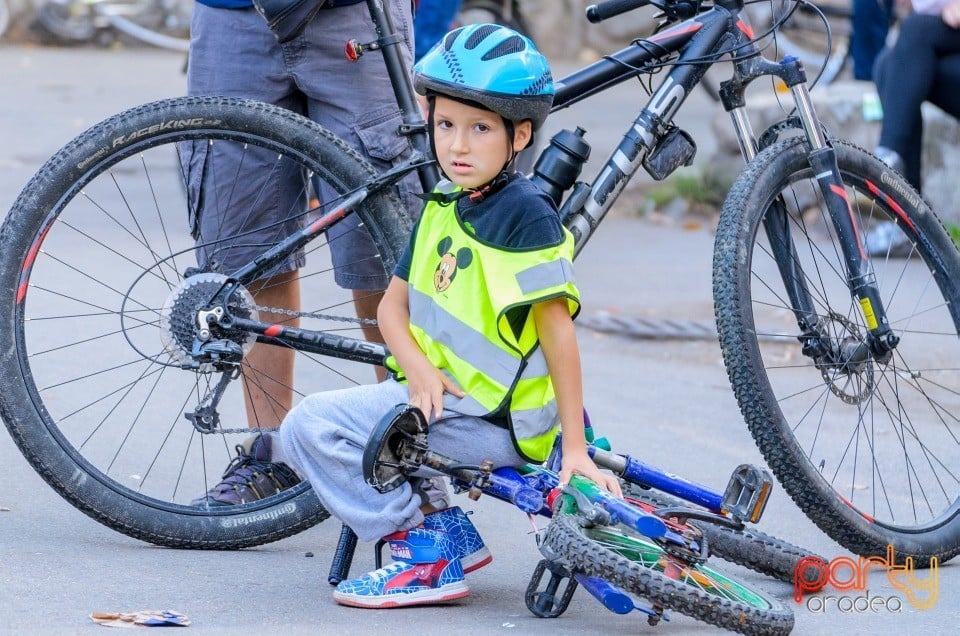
top-left (586, 0), bottom-right (649, 23)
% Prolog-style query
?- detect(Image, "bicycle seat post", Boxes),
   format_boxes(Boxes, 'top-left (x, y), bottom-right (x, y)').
top-left (363, 0), bottom-right (438, 192)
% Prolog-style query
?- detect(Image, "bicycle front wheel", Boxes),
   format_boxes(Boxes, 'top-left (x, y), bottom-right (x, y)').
top-left (541, 508), bottom-right (794, 635)
top-left (715, 137), bottom-right (960, 565)
top-left (625, 487), bottom-right (824, 584)
top-left (0, 96), bottom-right (413, 548)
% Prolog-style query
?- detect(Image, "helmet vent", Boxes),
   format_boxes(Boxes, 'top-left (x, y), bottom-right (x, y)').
top-left (481, 35), bottom-right (526, 60)
top-left (464, 24), bottom-right (501, 49)
top-left (443, 26), bottom-right (465, 51)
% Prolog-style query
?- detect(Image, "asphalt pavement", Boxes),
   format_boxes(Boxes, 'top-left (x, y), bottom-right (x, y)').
top-left (0, 43), bottom-right (955, 635)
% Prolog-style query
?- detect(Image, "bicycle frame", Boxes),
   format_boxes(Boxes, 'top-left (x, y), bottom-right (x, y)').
top-left (211, 0), bottom-right (898, 377)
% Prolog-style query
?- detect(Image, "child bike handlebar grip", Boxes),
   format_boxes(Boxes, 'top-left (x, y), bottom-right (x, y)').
top-left (586, 0), bottom-right (649, 23)
top-left (327, 524), bottom-right (359, 585)
top-left (573, 574), bottom-right (635, 614)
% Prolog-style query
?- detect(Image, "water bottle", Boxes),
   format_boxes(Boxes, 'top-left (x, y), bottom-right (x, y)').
top-left (531, 127), bottom-right (591, 206)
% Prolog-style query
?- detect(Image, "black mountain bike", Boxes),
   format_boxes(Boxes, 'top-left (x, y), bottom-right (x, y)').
top-left (1, 0), bottom-right (958, 591)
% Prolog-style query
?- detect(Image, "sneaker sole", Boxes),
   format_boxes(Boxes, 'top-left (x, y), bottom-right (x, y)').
top-left (333, 581), bottom-right (470, 609)
top-left (461, 547), bottom-right (492, 574)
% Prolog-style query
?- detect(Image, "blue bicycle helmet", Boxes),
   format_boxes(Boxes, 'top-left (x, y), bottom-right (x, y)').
top-left (413, 23), bottom-right (554, 130)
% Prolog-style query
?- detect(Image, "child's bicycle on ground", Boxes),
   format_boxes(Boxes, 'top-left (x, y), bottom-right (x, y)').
top-left (359, 404), bottom-right (810, 633)
top-left (2, 0), bottom-right (959, 618)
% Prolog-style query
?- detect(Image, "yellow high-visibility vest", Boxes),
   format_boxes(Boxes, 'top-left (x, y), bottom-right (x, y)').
top-left (402, 195), bottom-right (579, 462)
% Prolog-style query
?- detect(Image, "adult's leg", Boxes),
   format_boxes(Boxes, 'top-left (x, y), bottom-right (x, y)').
top-left (243, 272), bottom-right (300, 429)
top-left (187, 5), bottom-right (311, 427)
top-left (928, 53), bottom-right (960, 120)
top-left (851, 0), bottom-right (891, 80)
top-left (875, 14), bottom-right (960, 189)
top-left (292, 0), bottom-right (422, 383)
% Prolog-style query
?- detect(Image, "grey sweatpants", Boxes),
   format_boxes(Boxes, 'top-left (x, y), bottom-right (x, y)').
top-left (278, 380), bottom-right (526, 542)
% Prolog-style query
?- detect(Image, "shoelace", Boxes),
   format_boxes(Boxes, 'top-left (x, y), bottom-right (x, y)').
top-left (215, 446), bottom-right (293, 499)
top-left (365, 562), bottom-right (412, 582)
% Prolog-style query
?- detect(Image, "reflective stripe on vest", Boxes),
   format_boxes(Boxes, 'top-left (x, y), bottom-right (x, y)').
top-left (404, 194), bottom-right (579, 462)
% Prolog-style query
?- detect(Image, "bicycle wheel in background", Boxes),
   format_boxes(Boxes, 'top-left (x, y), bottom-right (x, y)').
top-left (701, 0), bottom-right (851, 101)
top-left (36, 0), bottom-right (98, 42)
top-left (0, 0), bottom-right (10, 39)
top-left (715, 137), bottom-right (960, 566)
top-left (541, 505), bottom-right (794, 635)
top-left (0, 96), bottom-right (413, 548)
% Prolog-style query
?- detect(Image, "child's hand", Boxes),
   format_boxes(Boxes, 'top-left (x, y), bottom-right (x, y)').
top-left (406, 361), bottom-right (465, 422)
top-left (559, 451), bottom-right (623, 498)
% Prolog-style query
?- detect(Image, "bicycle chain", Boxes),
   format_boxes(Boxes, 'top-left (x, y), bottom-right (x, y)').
top-left (198, 303), bottom-right (378, 435)
top-left (215, 426), bottom-right (281, 434)
top-left (250, 303), bottom-right (378, 326)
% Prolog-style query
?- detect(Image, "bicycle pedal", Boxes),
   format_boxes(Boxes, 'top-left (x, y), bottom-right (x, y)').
top-left (721, 464), bottom-right (773, 524)
top-left (524, 559), bottom-right (577, 618)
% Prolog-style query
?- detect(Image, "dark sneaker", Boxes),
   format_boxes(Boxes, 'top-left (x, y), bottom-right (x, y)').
top-left (191, 434), bottom-right (301, 506)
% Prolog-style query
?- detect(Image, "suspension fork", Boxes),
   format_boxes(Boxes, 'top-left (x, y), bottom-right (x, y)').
top-left (728, 102), bottom-right (825, 352)
top-left (724, 58), bottom-right (826, 351)
top-left (788, 77), bottom-right (899, 361)
top-left (724, 56), bottom-right (898, 362)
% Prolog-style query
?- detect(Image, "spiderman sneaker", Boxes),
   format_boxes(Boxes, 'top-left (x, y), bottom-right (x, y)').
top-left (333, 528), bottom-right (468, 608)
top-left (190, 434), bottom-right (301, 506)
top-left (422, 507), bottom-right (492, 573)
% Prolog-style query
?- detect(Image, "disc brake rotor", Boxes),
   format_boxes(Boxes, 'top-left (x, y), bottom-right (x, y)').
top-left (819, 312), bottom-right (875, 404)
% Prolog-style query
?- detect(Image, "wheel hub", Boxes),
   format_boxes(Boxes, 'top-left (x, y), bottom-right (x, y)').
top-left (160, 273), bottom-right (258, 366)
top-left (817, 313), bottom-right (875, 404)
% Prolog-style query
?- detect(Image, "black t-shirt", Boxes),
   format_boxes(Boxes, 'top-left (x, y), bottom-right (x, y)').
top-left (394, 173), bottom-right (565, 281)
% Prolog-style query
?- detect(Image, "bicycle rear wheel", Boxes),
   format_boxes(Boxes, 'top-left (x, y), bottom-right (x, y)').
top-left (541, 506), bottom-right (794, 635)
top-left (0, 96), bottom-right (413, 548)
top-left (715, 137), bottom-right (960, 565)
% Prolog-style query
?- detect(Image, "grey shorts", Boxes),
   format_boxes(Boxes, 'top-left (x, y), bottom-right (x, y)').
top-left (185, 0), bottom-right (418, 289)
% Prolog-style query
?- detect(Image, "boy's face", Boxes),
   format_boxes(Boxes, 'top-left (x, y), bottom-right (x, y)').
top-left (432, 96), bottom-right (532, 190)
